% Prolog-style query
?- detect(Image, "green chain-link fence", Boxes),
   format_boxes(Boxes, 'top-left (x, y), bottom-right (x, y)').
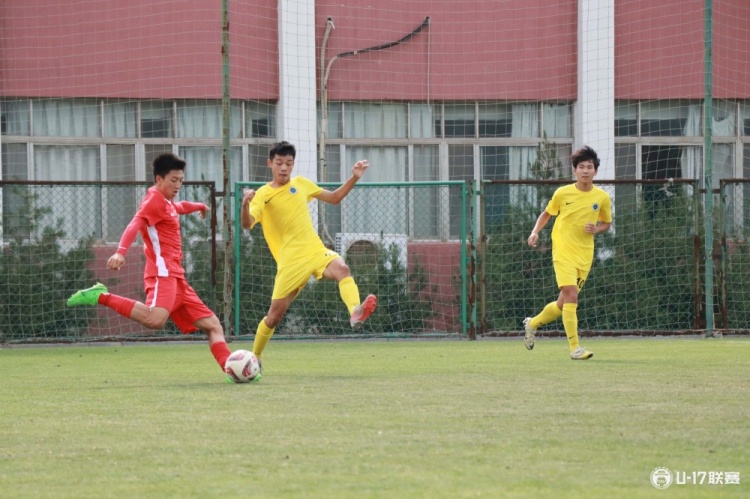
top-left (720, 179), bottom-right (750, 331)
top-left (479, 179), bottom-right (703, 337)
top-left (0, 181), bottom-right (216, 342)
top-left (233, 181), bottom-right (471, 339)
top-left (3, 178), bottom-right (750, 343)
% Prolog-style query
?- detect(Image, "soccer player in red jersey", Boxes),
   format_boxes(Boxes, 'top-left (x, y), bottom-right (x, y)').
top-left (67, 153), bottom-right (234, 377)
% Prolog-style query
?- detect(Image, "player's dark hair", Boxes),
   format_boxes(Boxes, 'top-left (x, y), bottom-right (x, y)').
top-left (269, 141), bottom-right (296, 160)
top-left (152, 152), bottom-right (186, 180)
top-left (571, 145), bottom-right (600, 170)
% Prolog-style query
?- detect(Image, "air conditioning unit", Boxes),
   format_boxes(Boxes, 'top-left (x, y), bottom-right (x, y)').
top-left (335, 233), bottom-right (408, 271)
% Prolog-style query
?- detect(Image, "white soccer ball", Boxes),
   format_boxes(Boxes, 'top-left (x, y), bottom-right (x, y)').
top-left (224, 349), bottom-right (261, 383)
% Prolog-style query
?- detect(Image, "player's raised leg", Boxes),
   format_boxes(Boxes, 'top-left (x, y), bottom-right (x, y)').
top-left (339, 276), bottom-right (377, 329)
top-left (323, 258), bottom-right (377, 329)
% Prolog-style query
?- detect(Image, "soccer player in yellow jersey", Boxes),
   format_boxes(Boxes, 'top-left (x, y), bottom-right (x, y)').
top-left (240, 141), bottom-right (377, 370)
top-left (524, 146), bottom-right (612, 360)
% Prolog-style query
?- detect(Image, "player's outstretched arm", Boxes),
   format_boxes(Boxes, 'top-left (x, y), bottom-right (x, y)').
top-left (240, 189), bottom-right (256, 229)
top-left (317, 160), bottom-right (369, 205)
top-left (108, 216), bottom-right (147, 270)
top-left (175, 200), bottom-right (209, 219)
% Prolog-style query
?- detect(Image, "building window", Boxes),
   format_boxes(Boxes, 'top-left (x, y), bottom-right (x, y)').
top-left (344, 103), bottom-right (407, 139)
top-left (410, 104), bottom-right (436, 139)
top-left (33, 99), bottom-right (99, 138)
top-left (1, 98), bottom-right (277, 243)
top-left (1, 99), bottom-right (31, 136)
top-left (741, 102), bottom-right (750, 136)
top-left (640, 100), bottom-right (701, 137)
top-left (543, 103), bottom-right (572, 138)
top-left (141, 101), bottom-right (173, 138)
top-left (712, 100), bottom-right (736, 137)
top-left (247, 101), bottom-right (276, 138)
top-left (177, 100), bottom-right (242, 139)
top-left (615, 100), bottom-right (747, 198)
top-left (615, 102), bottom-right (638, 137)
top-left (321, 101), bottom-right (573, 239)
top-left (443, 103), bottom-right (475, 138)
top-left (413, 145), bottom-right (440, 239)
top-left (1, 142), bottom-right (30, 240)
top-left (478, 103), bottom-right (512, 138)
top-left (180, 145), bottom-right (242, 226)
top-left (104, 101), bottom-right (137, 138)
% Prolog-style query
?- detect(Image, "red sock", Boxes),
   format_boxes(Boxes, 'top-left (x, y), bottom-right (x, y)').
top-left (98, 293), bottom-right (136, 318)
top-left (210, 341), bottom-right (232, 369)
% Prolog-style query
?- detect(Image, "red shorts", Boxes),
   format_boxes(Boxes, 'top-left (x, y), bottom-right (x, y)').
top-left (144, 276), bottom-right (214, 334)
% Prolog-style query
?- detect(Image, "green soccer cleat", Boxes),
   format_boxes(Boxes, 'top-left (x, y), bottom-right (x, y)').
top-left (66, 282), bottom-right (108, 307)
top-left (249, 359), bottom-right (263, 383)
top-left (226, 371), bottom-right (262, 384)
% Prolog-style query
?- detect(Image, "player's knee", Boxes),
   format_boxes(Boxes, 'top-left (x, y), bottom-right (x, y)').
top-left (562, 292), bottom-right (578, 304)
top-left (143, 316), bottom-right (168, 330)
top-left (324, 258), bottom-right (351, 281)
top-left (338, 261), bottom-right (351, 277)
top-left (264, 313), bottom-right (282, 329)
top-left (206, 328), bottom-right (225, 343)
top-left (197, 315), bottom-right (223, 337)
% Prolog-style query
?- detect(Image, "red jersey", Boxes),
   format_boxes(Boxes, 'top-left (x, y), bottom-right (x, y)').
top-left (135, 186), bottom-right (185, 278)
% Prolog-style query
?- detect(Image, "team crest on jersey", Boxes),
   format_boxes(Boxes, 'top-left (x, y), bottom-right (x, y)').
top-left (290, 187), bottom-right (298, 194)
top-left (592, 203), bottom-right (599, 210)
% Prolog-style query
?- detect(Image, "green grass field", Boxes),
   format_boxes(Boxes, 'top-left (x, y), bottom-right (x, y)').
top-left (1, 338), bottom-right (748, 498)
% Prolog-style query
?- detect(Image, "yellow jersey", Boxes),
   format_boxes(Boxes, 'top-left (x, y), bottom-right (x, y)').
top-left (545, 183), bottom-right (612, 268)
top-left (248, 176), bottom-right (327, 268)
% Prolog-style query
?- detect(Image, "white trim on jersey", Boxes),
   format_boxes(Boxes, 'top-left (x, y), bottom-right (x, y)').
top-left (147, 225), bottom-right (170, 277)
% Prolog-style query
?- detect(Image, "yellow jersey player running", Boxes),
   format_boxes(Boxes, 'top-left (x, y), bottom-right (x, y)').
top-left (240, 141), bottom-right (377, 373)
top-left (524, 145), bottom-right (612, 360)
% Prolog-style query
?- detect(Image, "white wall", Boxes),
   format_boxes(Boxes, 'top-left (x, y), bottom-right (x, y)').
top-left (575, 0), bottom-right (615, 179)
top-left (278, 0), bottom-right (318, 181)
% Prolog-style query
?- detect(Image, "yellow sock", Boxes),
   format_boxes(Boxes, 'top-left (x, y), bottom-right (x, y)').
top-left (562, 303), bottom-right (579, 352)
top-left (530, 301), bottom-right (562, 329)
top-left (252, 317), bottom-right (275, 359)
top-left (338, 276), bottom-right (361, 315)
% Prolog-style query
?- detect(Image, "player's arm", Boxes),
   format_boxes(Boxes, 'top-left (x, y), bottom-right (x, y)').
top-left (108, 215), bottom-right (148, 270)
top-left (240, 189), bottom-right (257, 229)
top-left (316, 160), bottom-right (369, 205)
top-left (527, 211), bottom-right (552, 248)
top-left (585, 193), bottom-right (613, 234)
top-left (584, 221), bottom-right (611, 235)
top-left (175, 200), bottom-right (209, 219)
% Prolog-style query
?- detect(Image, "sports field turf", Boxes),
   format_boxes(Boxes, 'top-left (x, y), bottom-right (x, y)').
top-left (1, 338), bottom-right (747, 498)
